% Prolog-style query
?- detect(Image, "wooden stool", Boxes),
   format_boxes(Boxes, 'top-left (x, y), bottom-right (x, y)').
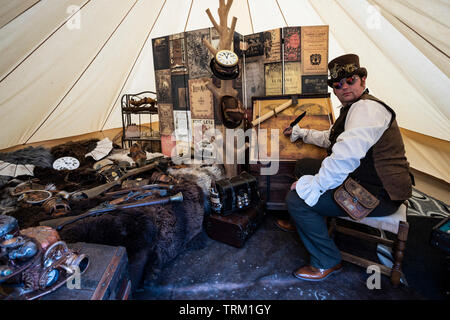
top-left (328, 203), bottom-right (409, 287)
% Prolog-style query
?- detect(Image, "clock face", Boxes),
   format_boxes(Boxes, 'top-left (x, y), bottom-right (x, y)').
top-left (53, 157), bottom-right (80, 170)
top-left (215, 50), bottom-right (239, 67)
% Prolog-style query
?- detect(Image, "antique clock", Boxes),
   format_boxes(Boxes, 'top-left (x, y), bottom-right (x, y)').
top-left (210, 49), bottom-right (239, 80)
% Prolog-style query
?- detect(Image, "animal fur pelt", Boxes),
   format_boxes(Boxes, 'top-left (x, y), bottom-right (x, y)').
top-left (167, 164), bottom-right (226, 195)
top-left (0, 146), bottom-right (53, 167)
top-left (50, 139), bottom-right (99, 168)
top-left (56, 180), bottom-right (205, 291)
top-left (167, 164), bottom-right (225, 214)
top-left (0, 146), bottom-right (54, 187)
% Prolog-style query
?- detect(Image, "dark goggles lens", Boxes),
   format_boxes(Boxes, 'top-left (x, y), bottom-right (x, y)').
top-left (332, 75), bottom-right (358, 89)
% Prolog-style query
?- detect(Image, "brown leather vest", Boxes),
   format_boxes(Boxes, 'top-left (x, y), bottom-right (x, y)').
top-left (328, 90), bottom-right (413, 201)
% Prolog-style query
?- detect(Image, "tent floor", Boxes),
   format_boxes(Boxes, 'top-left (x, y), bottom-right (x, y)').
top-left (133, 212), bottom-right (448, 300)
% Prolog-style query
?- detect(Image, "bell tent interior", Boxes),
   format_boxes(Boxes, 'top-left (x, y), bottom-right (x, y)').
top-left (0, 0), bottom-right (449, 303)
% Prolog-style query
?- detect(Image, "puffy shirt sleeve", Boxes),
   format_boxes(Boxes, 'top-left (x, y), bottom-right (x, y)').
top-left (295, 99), bottom-right (392, 206)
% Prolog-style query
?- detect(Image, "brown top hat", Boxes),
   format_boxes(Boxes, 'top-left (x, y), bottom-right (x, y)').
top-left (327, 54), bottom-right (367, 87)
top-left (221, 95), bottom-right (244, 129)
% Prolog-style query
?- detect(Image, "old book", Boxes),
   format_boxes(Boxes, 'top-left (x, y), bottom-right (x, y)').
top-left (251, 94), bottom-right (333, 161)
top-left (155, 69), bottom-right (172, 103)
top-left (186, 28), bottom-right (212, 79)
top-left (169, 33), bottom-right (188, 74)
top-left (243, 32), bottom-right (265, 57)
top-left (284, 62), bottom-right (302, 94)
top-left (152, 36), bottom-right (170, 70)
top-left (189, 78), bottom-right (214, 119)
top-left (263, 28), bottom-right (282, 63)
top-left (302, 75), bottom-right (328, 94)
top-left (158, 103), bottom-right (175, 136)
top-left (171, 74), bottom-right (189, 110)
top-left (264, 62), bottom-right (282, 96)
top-left (301, 26), bottom-right (329, 74)
top-left (244, 56), bottom-right (265, 111)
top-left (283, 27), bottom-right (301, 62)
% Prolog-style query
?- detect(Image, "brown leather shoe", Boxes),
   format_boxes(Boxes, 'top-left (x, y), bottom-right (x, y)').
top-left (275, 219), bottom-right (297, 232)
top-left (293, 263), bottom-right (343, 281)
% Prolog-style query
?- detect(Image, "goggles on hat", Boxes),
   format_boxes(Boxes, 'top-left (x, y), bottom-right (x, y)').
top-left (332, 75), bottom-right (359, 90)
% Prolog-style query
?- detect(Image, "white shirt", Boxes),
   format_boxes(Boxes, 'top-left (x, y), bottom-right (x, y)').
top-left (291, 99), bottom-right (392, 207)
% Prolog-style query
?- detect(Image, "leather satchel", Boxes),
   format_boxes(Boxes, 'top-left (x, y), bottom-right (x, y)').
top-left (334, 177), bottom-right (380, 220)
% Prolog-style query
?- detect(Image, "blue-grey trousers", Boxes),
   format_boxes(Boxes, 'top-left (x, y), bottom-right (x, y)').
top-left (285, 159), bottom-right (401, 269)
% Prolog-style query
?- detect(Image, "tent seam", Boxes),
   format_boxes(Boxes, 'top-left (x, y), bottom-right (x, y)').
top-left (0, 0), bottom-right (41, 30)
top-left (101, 0), bottom-right (167, 131)
top-left (25, 0), bottom-right (139, 144)
top-left (0, 0), bottom-right (92, 84)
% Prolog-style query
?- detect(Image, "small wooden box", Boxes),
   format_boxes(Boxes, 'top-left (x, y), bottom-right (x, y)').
top-left (206, 205), bottom-right (265, 248)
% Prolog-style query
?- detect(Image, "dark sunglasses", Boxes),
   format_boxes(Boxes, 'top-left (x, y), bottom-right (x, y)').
top-left (332, 75), bottom-right (359, 89)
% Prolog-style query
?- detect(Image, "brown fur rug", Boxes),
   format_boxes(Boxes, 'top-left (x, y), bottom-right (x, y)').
top-left (57, 180), bottom-right (205, 291)
top-left (2, 140), bottom-right (222, 291)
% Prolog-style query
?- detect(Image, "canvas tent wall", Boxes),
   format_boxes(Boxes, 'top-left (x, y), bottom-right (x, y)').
top-left (0, 0), bottom-right (449, 184)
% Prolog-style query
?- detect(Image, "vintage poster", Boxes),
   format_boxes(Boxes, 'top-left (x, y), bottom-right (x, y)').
top-left (186, 28), bottom-right (212, 79)
top-left (244, 56), bottom-right (265, 110)
top-left (243, 32), bottom-right (265, 57)
top-left (188, 78), bottom-right (214, 119)
top-left (251, 96), bottom-right (333, 161)
top-left (152, 36), bottom-right (170, 70)
top-left (264, 62), bottom-right (282, 96)
top-left (263, 28), bottom-right (281, 63)
top-left (301, 26), bottom-right (329, 74)
top-left (169, 33), bottom-right (188, 74)
top-left (158, 103), bottom-right (175, 136)
top-left (284, 62), bottom-right (302, 94)
top-left (171, 74), bottom-right (189, 110)
top-left (155, 69), bottom-right (172, 103)
top-left (173, 110), bottom-right (192, 157)
top-left (302, 75), bottom-right (328, 94)
top-left (192, 119), bottom-right (216, 160)
top-left (233, 32), bottom-right (244, 58)
top-left (161, 134), bottom-right (177, 157)
top-left (283, 27), bottom-right (301, 61)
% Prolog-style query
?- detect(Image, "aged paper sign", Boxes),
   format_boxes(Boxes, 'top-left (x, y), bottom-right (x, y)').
top-left (264, 62), bottom-right (282, 96)
top-left (243, 32), bottom-right (265, 57)
top-left (302, 75), bottom-right (328, 94)
top-left (283, 27), bottom-right (301, 62)
top-left (192, 119), bottom-right (216, 159)
top-left (158, 103), bottom-right (175, 136)
top-left (284, 62), bottom-right (302, 94)
top-left (301, 26), bottom-right (329, 74)
top-left (244, 56), bottom-right (265, 110)
top-left (152, 36), bottom-right (170, 70)
top-left (186, 28), bottom-right (212, 79)
top-left (169, 33), bottom-right (188, 74)
top-left (188, 78), bottom-right (214, 119)
top-left (263, 28), bottom-right (281, 63)
top-left (155, 69), bottom-right (172, 103)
